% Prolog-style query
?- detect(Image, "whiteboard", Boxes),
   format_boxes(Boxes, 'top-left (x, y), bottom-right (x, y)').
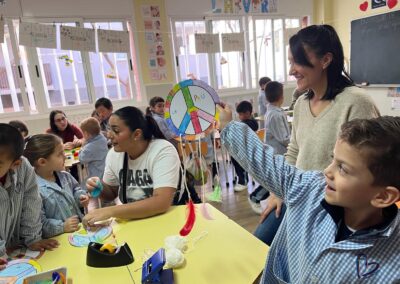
top-left (98, 29), bottom-right (130, 53)
top-left (19, 22), bottom-right (57, 49)
top-left (60, 26), bottom-right (96, 52)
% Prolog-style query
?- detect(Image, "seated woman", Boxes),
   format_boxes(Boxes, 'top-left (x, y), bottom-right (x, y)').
top-left (46, 110), bottom-right (83, 150)
top-left (82, 106), bottom-right (180, 228)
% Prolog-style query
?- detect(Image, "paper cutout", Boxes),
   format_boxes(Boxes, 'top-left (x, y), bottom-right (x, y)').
top-left (19, 22), bottom-right (57, 49)
top-left (68, 226), bottom-right (113, 247)
top-left (195, 34), bottom-right (220, 54)
top-left (221, 33), bottom-right (245, 52)
top-left (60, 26), bottom-right (96, 52)
top-left (388, 0), bottom-right (398, 9)
top-left (98, 29), bottom-right (130, 53)
top-left (165, 80), bottom-right (220, 140)
top-left (359, 1), bottom-right (368, 11)
top-left (7, 247), bottom-right (44, 260)
top-left (0, 259), bottom-right (41, 284)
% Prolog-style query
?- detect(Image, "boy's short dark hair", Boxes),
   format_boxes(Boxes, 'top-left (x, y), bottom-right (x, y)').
top-left (95, 97), bottom-right (113, 110)
top-left (236, 101), bottom-right (253, 114)
top-left (259, 77), bottom-right (271, 87)
top-left (9, 120), bottom-right (29, 136)
top-left (265, 81), bottom-right (284, 103)
top-left (339, 116), bottom-right (400, 189)
top-left (0, 123), bottom-right (24, 161)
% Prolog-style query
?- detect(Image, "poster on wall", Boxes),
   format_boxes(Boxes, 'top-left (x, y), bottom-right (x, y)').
top-left (141, 4), bottom-right (167, 81)
top-left (60, 26), bottom-right (95, 52)
top-left (213, 0), bottom-right (277, 13)
top-left (221, 32), bottom-right (245, 52)
top-left (19, 22), bottom-right (57, 49)
top-left (387, 87), bottom-right (400, 97)
top-left (98, 29), bottom-right (130, 53)
top-left (195, 34), bottom-right (220, 53)
top-left (0, 19), bottom-right (3, 44)
top-left (391, 98), bottom-right (400, 110)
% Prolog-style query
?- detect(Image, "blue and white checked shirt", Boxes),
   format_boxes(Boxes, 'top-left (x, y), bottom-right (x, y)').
top-left (221, 121), bottom-right (400, 284)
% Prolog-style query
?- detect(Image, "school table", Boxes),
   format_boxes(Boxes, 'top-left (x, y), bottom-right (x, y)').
top-left (38, 204), bottom-right (269, 284)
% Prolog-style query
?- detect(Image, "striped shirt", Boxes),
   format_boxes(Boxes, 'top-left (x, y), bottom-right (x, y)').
top-left (221, 121), bottom-right (400, 284)
top-left (0, 157), bottom-right (42, 257)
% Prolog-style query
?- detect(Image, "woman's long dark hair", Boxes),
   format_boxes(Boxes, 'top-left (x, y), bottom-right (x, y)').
top-left (289, 24), bottom-right (354, 100)
top-left (49, 110), bottom-right (72, 135)
top-left (113, 106), bottom-right (166, 140)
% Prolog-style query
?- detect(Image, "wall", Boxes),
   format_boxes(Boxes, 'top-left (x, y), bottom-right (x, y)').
top-left (315, 0), bottom-right (400, 116)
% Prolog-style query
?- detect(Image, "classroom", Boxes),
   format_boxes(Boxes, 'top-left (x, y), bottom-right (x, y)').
top-left (0, 0), bottom-right (399, 283)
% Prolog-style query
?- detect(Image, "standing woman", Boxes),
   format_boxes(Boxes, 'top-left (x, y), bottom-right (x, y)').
top-left (83, 106), bottom-right (180, 228)
top-left (46, 110), bottom-right (83, 150)
top-left (254, 25), bottom-right (380, 245)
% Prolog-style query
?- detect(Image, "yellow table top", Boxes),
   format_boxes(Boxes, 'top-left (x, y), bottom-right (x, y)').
top-left (38, 204), bottom-right (268, 284)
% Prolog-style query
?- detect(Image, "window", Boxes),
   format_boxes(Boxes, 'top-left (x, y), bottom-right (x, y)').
top-left (173, 21), bottom-right (210, 84)
top-left (172, 16), bottom-right (301, 93)
top-left (84, 21), bottom-right (136, 101)
top-left (211, 19), bottom-right (244, 89)
top-left (0, 22), bottom-right (35, 114)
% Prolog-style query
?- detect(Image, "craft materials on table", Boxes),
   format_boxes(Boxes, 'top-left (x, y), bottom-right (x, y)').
top-left (68, 226), bottom-right (113, 247)
top-left (0, 259), bottom-right (41, 284)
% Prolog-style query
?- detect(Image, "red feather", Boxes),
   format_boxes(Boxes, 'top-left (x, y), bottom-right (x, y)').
top-left (179, 200), bottom-right (196, 236)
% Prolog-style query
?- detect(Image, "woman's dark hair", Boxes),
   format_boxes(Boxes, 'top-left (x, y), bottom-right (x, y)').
top-left (113, 106), bottom-right (166, 140)
top-left (9, 120), bottom-right (29, 136)
top-left (289, 24), bottom-right (354, 100)
top-left (24, 134), bottom-right (62, 167)
top-left (146, 96), bottom-right (165, 116)
top-left (49, 110), bottom-right (71, 134)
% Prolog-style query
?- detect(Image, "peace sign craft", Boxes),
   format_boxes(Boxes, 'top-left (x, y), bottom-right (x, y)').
top-left (165, 79), bottom-right (220, 140)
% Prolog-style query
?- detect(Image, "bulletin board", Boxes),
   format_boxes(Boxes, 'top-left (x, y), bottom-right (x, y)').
top-left (134, 0), bottom-right (174, 84)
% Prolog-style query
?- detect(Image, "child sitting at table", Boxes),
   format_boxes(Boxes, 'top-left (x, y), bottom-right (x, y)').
top-left (79, 117), bottom-right (114, 209)
top-left (24, 134), bottom-right (89, 238)
top-left (232, 101), bottom-right (258, 192)
top-left (219, 105), bottom-right (400, 283)
top-left (0, 124), bottom-right (59, 269)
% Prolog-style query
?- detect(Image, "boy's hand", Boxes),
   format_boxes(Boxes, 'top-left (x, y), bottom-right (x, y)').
top-left (86, 177), bottom-right (100, 193)
top-left (216, 103), bottom-right (233, 131)
top-left (28, 239), bottom-right (59, 251)
top-left (259, 193), bottom-right (283, 223)
top-left (64, 216), bottom-right (80, 233)
top-left (80, 195), bottom-right (90, 207)
top-left (0, 256), bottom-right (7, 270)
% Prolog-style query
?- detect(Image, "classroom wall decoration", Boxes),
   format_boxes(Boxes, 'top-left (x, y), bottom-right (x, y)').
top-left (221, 32), bottom-right (245, 52)
top-left (98, 29), bottom-right (130, 53)
top-left (134, 0), bottom-right (173, 84)
top-left (372, 0), bottom-right (386, 9)
top-left (165, 79), bottom-right (220, 139)
top-left (60, 26), bottom-right (96, 52)
top-left (212, 0), bottom-right (277, 14)
top-left (19, 22), bottom-right (57, 49)
top-left (195, 34), bottom-right (220, 53)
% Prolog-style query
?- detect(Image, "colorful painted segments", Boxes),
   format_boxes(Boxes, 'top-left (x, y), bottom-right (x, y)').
top-left (165, 79), bottom-right (220, 139)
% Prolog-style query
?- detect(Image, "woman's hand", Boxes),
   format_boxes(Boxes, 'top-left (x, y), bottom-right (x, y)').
top-left (216, 103), bottom-right (233, 131)
top-left (28, 239), bottom-right (59, 251)
top-left (82, 207), bottom-right (113, 230)
top-left (64, 142), bottom-right (74, 150)
top-left (63, 216), bottom-right (80, 233)
top-left (259, 193), bottom-right (284, 223)
top-left (86, 177), bottom-right (101, 193)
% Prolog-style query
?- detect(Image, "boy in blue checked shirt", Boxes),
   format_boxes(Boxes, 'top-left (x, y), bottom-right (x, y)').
top-left (0, 124), bottom-right (59, 270)
top-left (218, 106), bottom-right (400, 283)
